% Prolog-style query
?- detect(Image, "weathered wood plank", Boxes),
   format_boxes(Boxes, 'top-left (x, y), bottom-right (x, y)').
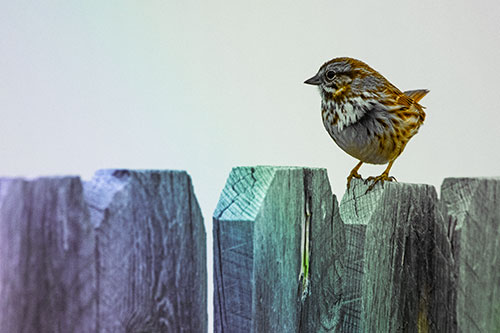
top-left (0, 177), bottom-right (96, 333)
top-left (84, 169), bottom-right (207, 332)
top-left (339, 179), bottom-right (455, 332)
top-left (441, 177), bottom-right (500, 332)
top-left (213, 166), bottom-right (342, 332)
top-left (0, 169), bottom-right (207, 332)
top-left (336, 180), bottom-right (385, 332)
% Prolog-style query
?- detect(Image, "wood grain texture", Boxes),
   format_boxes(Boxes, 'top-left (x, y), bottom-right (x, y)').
top-left (339, 179), bottom-right (454, 332)
top-left (337, 179), bottom-right (386, 332)
top-left (85, 169), bottom-right (207, 333)
top-left (213, 166), bottom-right (342, 333)
top-left (441, 177), bottom-right (500, 332)
top-left (0, 170), bottom-right (206, 333)
top-left (0, 177), bottom-right (96, 333)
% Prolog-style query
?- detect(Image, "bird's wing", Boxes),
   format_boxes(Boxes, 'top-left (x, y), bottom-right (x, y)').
top-left (383, 87), bottom-right (426, 122)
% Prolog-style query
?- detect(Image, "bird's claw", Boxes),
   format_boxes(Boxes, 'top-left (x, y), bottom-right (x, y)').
top-left (364, 173), bottom-right (397, 193)
top-left (346, 171), bottom-right (363, 191)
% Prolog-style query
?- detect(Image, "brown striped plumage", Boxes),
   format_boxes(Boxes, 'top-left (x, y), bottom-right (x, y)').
top-left (305, 57), bottom-right (429, 191)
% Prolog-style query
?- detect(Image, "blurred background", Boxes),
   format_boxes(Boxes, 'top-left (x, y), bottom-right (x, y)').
top-left (2, 0), bottom-right (500, 328)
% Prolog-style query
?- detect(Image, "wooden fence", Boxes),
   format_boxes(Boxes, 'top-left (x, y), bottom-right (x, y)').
top-left (0, 167), bottom-right (498, 332)
top-left (0, 170), bottom-right (206, 332)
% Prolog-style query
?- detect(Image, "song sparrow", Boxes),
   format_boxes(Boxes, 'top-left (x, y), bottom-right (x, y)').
top-left (304, 57), bottom-right (429, 191)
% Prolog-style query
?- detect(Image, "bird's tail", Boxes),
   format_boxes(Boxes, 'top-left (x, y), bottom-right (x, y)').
top-left (404, 89), bottom-right (429, 103)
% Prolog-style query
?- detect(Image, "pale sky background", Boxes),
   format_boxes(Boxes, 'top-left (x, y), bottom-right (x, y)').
top-left (2, 1), bottom-right (500, 329)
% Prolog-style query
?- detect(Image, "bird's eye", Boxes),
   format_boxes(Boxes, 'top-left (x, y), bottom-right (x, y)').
top-left (326, 71), bottom-right (335, 80)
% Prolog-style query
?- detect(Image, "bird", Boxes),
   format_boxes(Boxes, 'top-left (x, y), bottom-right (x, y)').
top-left (304, 57), bottom-right (429, 191)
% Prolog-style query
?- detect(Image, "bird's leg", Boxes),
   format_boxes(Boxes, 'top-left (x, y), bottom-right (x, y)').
top-left (347, 161), bottom-right (364, 190)
top-left (365, 160), bottom-right (397, 192)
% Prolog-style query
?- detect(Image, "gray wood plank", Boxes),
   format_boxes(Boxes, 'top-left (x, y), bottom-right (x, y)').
top-left (0, 169), bottom-right (207, 333)
top-left (213, 166), bottom-right (343, 333)
top-left (84, 169), bottom-right (207, 333)
top-left (339, 179), bottom-right (455, 332)
top-left (441, 177), bottom-right (500, 332)
top-left (0, 177), bottom-right (96, 333)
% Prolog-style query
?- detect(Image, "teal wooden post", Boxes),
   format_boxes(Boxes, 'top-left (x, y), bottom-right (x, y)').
top-left (213, 166), bottom-right (342, 332)
top-left (442, 178), bottom-right (500, 332)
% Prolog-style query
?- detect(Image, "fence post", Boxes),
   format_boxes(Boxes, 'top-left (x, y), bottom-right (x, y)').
top-left (339, 179), bottom-right (455, 332)
top-left (0, 169), bottom-right (207, 332)
top-left (213, 166), bottom-right (343, 332)
top-left (441, 177), bottom-right (500, 332)
top-left (0, 177), bottom-right (95, 332)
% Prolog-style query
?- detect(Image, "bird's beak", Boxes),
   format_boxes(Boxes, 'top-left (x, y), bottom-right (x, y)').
top-left (304, 73), bottom-right (321, 85)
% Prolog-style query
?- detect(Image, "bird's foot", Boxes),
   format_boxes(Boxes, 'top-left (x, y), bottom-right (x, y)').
top-left (364, 173), bottom-right (397, 192)
top-left (346, 170), bottom-right (363, 191)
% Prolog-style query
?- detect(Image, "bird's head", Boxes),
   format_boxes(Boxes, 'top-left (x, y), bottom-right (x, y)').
top-left (304, 57), bottom-right (385, 102)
